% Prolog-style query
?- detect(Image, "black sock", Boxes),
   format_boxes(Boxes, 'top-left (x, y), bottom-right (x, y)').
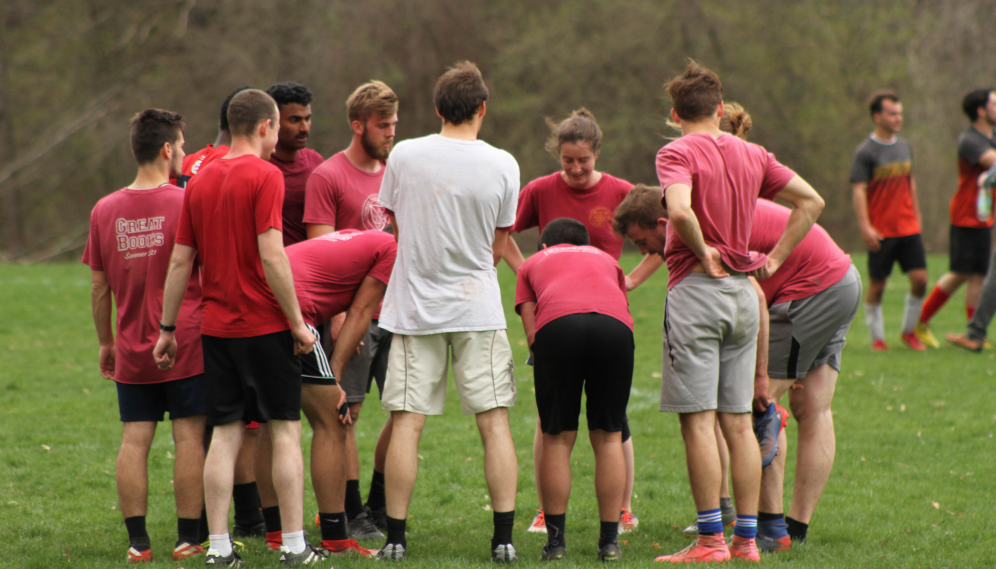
top-left (124, 516), bottom-right (150, 550)
top-left (319, 512), bottom-right (349, 542)
top-left (232, 482), bottom-right (264, 526)
top-left (786, 516), bottom-right (808, 542)
top-left (366, 469), bottom-right (386, 511)
top-left (545, 513), bottom-right (566, 549)
top-left (198, 507), bottom-right (209, 542)
top-left (386, 515), bottom-right (407, 548)
top-left (262, 506), bottom-right (282, 534)
top-left (491, 510), bottom-right (515, 549)
top-left (758, 511), bottom-right (784, 523)
top-left (177, 517), bottom-right (200, 545)
top-left (345, 479), bottom-right (364, 520)
top-left (598, 520), bottom-right (618, 548)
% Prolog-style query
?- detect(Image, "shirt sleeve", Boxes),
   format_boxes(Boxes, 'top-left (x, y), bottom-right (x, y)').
top-left (302, 167), bottom-right (339, 226)
top-left (848, 145), bottom-right (874, 184)
top-left (81, 204), bottom-right (103, 270)
top-left (367, 239), bottom-right (398, 286)
top-left (758, 152), bottom-right (797, 200)
top-left (656, 146), bottom-right (693, 200)
top-left (512, 179), bottom-right (539, 233)
top-left (175, 186), bottom-right (197, 248)
top-left (514, 261), bottom-right (537, 314)
top-left (959, 132), bottom-right (994, 166)
top-left (496, 157), bottom-right (520, 230)
top-left (378, 158), bottom-right (398, 212)
top-left (255, 169), bottom-right (285, 235)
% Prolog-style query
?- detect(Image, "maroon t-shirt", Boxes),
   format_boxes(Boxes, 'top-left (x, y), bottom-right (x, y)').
top-left (656, 133), bottom-right (795, 289)
top-left (270, 148), bottom-right (324, 246)
top-left (303, 152), bottom-right (390, 231)
top-left (515, 244), bottom-right (633, 333)
top-left (750, 200), bottom-right (852, 306)
top-left (287, 230), bottom-right (397, 327)
top-left (513, 172), bottom-right (632, 259)
top-left (177, 155), bottom-right (289, 338)
top-left (82, 185), bottom-right (204, 384)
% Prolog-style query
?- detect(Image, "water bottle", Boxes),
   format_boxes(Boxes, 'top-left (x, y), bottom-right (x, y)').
top-left (979, 164), bottom-right (996, 222)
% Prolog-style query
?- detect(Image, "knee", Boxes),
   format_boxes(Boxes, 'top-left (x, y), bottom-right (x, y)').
top-left (348, 405), bottom-right (363, 425)
top-left (910, 276), bottom-right (928, 296)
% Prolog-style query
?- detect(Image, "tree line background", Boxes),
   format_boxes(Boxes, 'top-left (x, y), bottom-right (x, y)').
top-left (2, 0), bottom-right (995, 262)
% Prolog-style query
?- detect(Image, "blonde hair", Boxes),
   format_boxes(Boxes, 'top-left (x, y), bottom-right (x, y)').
top-left (545, 108), bottom-right (602, 158)
top-left (665, 101), bottom-right (752, 140)
top-left (347, 81), bottom-right (399, 125)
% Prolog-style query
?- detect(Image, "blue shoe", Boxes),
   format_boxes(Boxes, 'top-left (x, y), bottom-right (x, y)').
top-left (753, 404), bottom-right (781, 468)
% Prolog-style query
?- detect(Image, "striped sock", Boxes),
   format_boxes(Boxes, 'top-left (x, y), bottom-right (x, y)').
top-left (697, 508), bottom-right (723, 535)
top-left (734, 515), bottom-right (757, 539)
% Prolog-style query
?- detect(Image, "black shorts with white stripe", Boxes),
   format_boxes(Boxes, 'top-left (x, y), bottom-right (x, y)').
top-left (302, 323), bottom-right (337, 386)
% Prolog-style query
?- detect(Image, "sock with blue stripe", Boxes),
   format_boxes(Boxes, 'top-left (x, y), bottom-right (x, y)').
top-left (757, 511), bottom-right (788, 539)
top-left (733, 514), bottom-right (758, 539)
top-left (697, 508), bottom-right (723, 535)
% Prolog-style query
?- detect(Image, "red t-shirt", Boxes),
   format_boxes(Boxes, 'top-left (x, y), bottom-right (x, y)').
top-left (515, 244), bottom-right (633, 333)
top-left (750, 200), bottom-right (852, 306)
top-left (287, 230), bottom-right (398, 327)
top-left (656, 133), bottom-right (795, 289)
top-left (303, 152), bottom-right (390, 231)
top-left (174, 144), bottom-right (230, 189)
top-left (270, 148), bottom-right (324, 246)
top-left (82, 186), bottom-right (204, 384)
top-left (513, 172), bottom-right (632, 259)
top-left (951, 127), bottom-right (996, 228)
top-left (176, 154), bottom-right (289, 338)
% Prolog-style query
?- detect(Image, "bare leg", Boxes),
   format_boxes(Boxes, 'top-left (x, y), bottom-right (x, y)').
top-left (373, 414), bottom-right (393, 473)
top-left (966, 274), bottom-right (985, 310)
top-left (204, 421), bottom-right (245, 535)
top-left (717, 412), bottom-right (761, 517)
top-left (233, 428), bottom-right (258, 485)
top-left (758, 379), bottom-right (793, 513)
top-left (346, 401), bottom-right (364, 482)
top-left (267, 419), bottom-right (304, 534)
top-left (533, 416), bottom-right (544, 509)
top-left (786, 365), bottom-right (837, 524)
top-left (117, 422), bottom-right (157, 518)
top-left (865, 278), bottom-right (886, 305)
top-left (908, 268), bottom-right (928, 298)
top-left (621, 437), bottom-right (634, 511)
top-left (384, 411), bottom-right (426, 520)
top-left (539, 430), bottom-right (576, 515)
top-left (255, 426), bottom-right (277, 509)
top-left (589, 430), bottom-right (625, 521)
top-left (678, 411), bottom-right (722, 511)
top-left (172, 415), bottom-right (207, 519)
top-left (476, 407), bottom-right (518, 513)
top-left (302, 384), bottom-right (347, 513)
top-left (715, 421), bottom-right (730, 499)
top-left (934, 272), bottom-right (967, 295)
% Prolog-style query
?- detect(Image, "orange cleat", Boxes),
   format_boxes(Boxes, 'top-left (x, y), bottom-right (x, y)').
top-left (319, 538), bottom-right (378, 558)
top-left (528, 510), bottom-right (547, 533)
top-left (728, 535), bottom-right (761, 562)
top-left (901, 332), bottom-right (926, 351)
top-left (126, 547), bottom-right (153, 563)
top-left (947, 332), bottom-right (983, 353)
top-left (265, 530), bottom-right (282, 551)
top-left (619, 508), bottom-right (639, 533)
top-left (172, 541), bottom-right (205, 560)
top-left (654, 534), bottom-right (730, 563)
top-left (871, 339), bottom-right (889, 351)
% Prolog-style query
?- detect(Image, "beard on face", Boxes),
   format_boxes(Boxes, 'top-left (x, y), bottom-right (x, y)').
top-left (361, 129), bottom-right (392, 161)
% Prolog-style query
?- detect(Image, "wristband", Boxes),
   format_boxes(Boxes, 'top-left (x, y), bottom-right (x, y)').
top-left (159, 322), bottom-right (177, 332)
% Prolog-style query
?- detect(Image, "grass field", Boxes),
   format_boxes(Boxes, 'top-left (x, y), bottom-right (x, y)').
top-left (1, 254), bottom-right (994, 568)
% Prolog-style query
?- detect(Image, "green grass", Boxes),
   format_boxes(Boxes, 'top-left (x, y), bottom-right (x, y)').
top-left (1, 254), bottom-right (994, 568)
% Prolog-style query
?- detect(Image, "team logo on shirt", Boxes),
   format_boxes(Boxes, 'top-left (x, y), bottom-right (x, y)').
top-left (361, 194), bottom-right (389, 230)
top-left (589, 206), bottom-right (613, 228)
top-left (115, 216), bottom-right (166, 256)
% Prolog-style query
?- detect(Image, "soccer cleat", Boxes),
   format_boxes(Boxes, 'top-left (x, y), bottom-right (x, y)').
top-left (172, 541), bottom-right (205, 560)
top-left (279, 543), bottom-right (328, 565)
top-left (314, 512), bottom-right (321, 527)
top-left (528, 510), bottom-right (547, 533)
top-left (619, 509), bottom-right (639, 533)
top-left (320, 538), bottom-right (377, 557)
top-left (985, 340), bottom-right (995, 350)
top-left (366, 505), bottom-right (388, 532)
top-left (266, 531), bottom-right (283, 551)
top-left (540, 544), bottom-right (566, 561)
top-left (597, 541), bottom-right (621, 562)
top-left (232, 519), bottom-right (266, 538)
top-left (348, 510), bottom-right (386, 540)
top-left (871, 339), bottom-right (888, 351)
top-left (492, 543), bottom-right (518, 563)
top-left (947, 332), bottom-right (983, 353)
top-left (204, 548), bottom-right (244, 567)
top-left (654, 534), bottom-right (730, 563)
top-left (913, 322), bottom-right (940, 348)
top-left (901, 331), bottom-right (926, 351)
top-left (727, 535), bottom-right (761, 562)
top-left (375, 543), bottom-right (406, 561)
top-left (126, 547), bottom-right (153, 563)
top-left (753, 403), bottom-right (781, 468)
top-left (755, 534), bottom-right (791, 552)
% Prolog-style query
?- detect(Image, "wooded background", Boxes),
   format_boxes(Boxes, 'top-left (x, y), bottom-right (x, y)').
top-left (2, 0), bottom-right (995, 262)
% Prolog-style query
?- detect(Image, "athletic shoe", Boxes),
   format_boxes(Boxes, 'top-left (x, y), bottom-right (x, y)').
top-left (348, 510), bottom-right (386, 540)
top-left (279, 543), bottom-right (328, 565)
top-left (727, 535), bottom-right (760, 562)
top-left (172, 541), bottom-right (205, 560)
top-left (753, 403), bottom-right (781, 468)
top-left (597, 542), bottom-right (621, 562)
top-left (492, 543), bottom-right (518, 563)
top-left (232, 519), bottom-right (266, 538)
top-left (755, 534), bottom-right (791, 552)
top-left (871, 339), bottom-right (888, 351)
top-left (366, 505), bottom-right (388, 531)
top-left (914, 322), bottom-right (940, 348)
top-left (126, 547), bottom-right (153, 563)
top-left (654, 534), bottom-right (729, 563)
top-left (314, 512), bottom-right (321, 527)
top-left (619, 509), bottom-right (639, 533)
top-left (375, 543), bottom-right (406, 561)
top-left (204, 549), bottom-right (243, 567)
top-left (320, 538), bottom-right (377, 558)
top-left (266, 531), bottom-right (283, 551)
top-left (528, 510), bottom-right (547, 533)
top-left (985, 340), bottom-right (994, 350)
top-left (947, 332), bottom-right (983, 353)
top-left (540, 544), bottom-right (566, 561)
top-left (901, 331), bottom-right (926, 351)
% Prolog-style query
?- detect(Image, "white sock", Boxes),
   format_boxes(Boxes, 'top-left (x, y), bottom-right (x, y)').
top-left (865, 303), bottom-right (884, 341)
top-left (283, 530), bottom-right (306, 554)
top-left (208, 534), bottom-right (233, 557)
top-left (901, 293), bottom-right (924, 335)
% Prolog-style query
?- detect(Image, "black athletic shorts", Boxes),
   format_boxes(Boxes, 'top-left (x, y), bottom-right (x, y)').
top-left (949, 225), bottom-right (992, 275)
top-left (301, 323), bottom-right (337, 386)
top-left (202, 330), bottom-right (302, 426)
top-left (116, 374), bottom-right (206, 422)
top-left (867, 233), bottom-right (927, 280)
top-left (533, 313), bottom-right (634, 435)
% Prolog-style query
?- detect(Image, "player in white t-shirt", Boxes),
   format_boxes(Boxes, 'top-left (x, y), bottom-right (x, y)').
top-left (376, 61), bottom-right (520, 563)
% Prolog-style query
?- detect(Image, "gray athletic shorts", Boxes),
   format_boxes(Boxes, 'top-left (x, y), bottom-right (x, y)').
top-left (768, 264), bottom-right (862, 379)
top-left (337, 320), bottom-right (393, 403)
top-left (661, 273), bottom-right (759, 414)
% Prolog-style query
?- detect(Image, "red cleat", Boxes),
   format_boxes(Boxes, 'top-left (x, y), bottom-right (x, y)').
top-left (172, 541), bottom-right (205, 560)
top-left (320, 538), bottom-right (378, 558)
top-left (871, 339), bottom-right (889, 351)
top-left (901, 332), bottom-right (926, 351)
top-left (127, 547), bottom-right (153, 563)
top-left (654, 534), bottom-right (730, 563)
top-left (728, 535), bottom-right (761, 561)
top-left (265, 530), bottom-right (282, 551)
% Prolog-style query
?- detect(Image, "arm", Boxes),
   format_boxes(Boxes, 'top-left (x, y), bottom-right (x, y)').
top-left (625, 254), bottom-right (665, 290)
top-left (502, 235), bottom-right (526, 273)
top-left (909, 176), bottom-right (922, 229)
top-left (851, 182), bottom-right (882, 252)
top-left (153, 243), bottom-right (197, 370)
top-left (388, 212), bottom-right (399, 242)
top-left (329, 277), bottom-right (387, 379)
top-left (519, 301), bottom-right (537, 358)
top-left (257, 228), bottom-right (316, 355)
top-left (664, 183), bottom-right (728, 278)
top-left (90, 270), bottom-right (115, 379)
top-left (975, 150), bottom-right (996, 188)
top-left (306, 223), bottom-right (335, 239)
top-left (757, 175), bottom-right (826, 279)
top-left (750, 277), bottom-right (771, 413)
top-left (492, 228), bottom-right (511, 267)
